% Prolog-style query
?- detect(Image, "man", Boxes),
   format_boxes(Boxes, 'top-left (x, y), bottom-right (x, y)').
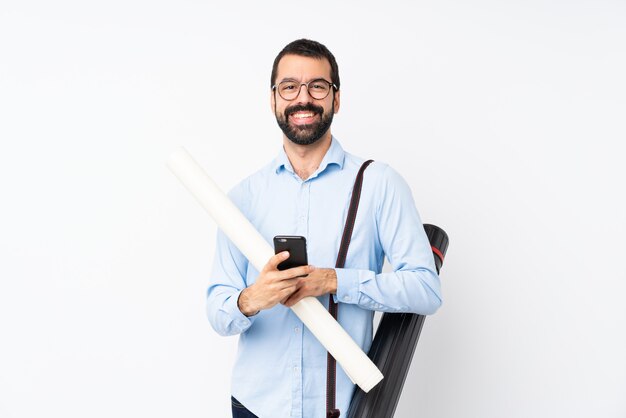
top-left (207, 39), bottom-right (442, 418)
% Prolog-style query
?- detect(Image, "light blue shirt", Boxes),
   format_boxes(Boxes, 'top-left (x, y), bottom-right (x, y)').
top-left (207, 137), bottom-right (441, 418)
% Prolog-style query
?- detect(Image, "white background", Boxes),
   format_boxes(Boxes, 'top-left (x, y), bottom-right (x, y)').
top-left (1, 1), bottom-right (625, 417)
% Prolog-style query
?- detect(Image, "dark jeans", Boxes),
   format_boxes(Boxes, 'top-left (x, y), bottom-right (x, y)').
top-left (231, 396), bottom-right (259, 418)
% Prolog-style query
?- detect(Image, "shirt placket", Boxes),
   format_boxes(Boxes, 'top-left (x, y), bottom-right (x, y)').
top-left (296, 179), bottom-right (310, 237)
top-left (290, 179), bottom-right (310, 417)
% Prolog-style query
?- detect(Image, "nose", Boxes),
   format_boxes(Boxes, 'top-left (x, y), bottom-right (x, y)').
top-left (293, 83), bottom-right (313, 103)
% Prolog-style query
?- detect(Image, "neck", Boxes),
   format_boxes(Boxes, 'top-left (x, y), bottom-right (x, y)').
top-left (283, 132), bottom-right (332, 180)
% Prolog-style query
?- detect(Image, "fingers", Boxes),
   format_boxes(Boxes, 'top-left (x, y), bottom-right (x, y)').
top-left (274, 276), bottom-right (301, 291)
top-left (282, 279), bottom-right (308, 307)
top-left (281, 268), bottom-right (329, 307)
top-left (278, 264), bottom-right (314, 280)
top-left (282, 291), bottom-right (297, 307)
top-left (283, 289), bottom-right (305, 307)
top-left (256, 256), bottom-right (317, 310)
top-left (264, 254), bottom-right (315, 277)
top-left (279, 285), bottom-right (298, 303)
top-left (264, 251), bottom-right (291, 272)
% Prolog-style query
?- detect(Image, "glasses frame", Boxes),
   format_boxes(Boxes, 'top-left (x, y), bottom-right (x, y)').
top-left (272, 78), bottom-right (338, 101)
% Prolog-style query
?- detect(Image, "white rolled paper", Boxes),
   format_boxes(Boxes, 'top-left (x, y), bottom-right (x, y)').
top-left (167, 147), bottom-right (383, 392)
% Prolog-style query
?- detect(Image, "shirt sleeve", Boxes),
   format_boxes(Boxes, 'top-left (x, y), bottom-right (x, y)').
top-left (205, 186), bottom-right (256, 336)
top-left (335, 165), bottom-right (442, 315)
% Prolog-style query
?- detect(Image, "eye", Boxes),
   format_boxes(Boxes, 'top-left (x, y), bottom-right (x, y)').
top-left (310, 81), bottom-right (328, 91)
top-left (280, 82), bottom-right (298, 91)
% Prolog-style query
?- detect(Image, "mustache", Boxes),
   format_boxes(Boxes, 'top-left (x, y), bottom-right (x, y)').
top-left (284, 103), bottom-right (324, 118)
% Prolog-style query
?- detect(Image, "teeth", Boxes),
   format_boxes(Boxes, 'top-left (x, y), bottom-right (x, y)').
top-left (293, 112), bottom-right (314, 118)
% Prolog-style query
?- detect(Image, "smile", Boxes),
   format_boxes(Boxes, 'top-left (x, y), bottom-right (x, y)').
top-left (289, 111), bottom-right (319, 125)
top-left (292, 112), bottom-right (316, 118)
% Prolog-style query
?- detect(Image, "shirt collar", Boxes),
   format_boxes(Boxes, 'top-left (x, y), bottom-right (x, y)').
top-left (273, 136), bottom-right (345, 176)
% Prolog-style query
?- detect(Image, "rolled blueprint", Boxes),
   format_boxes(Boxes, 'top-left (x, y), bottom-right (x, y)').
top-left (167, 147), bottom-right (384, 393)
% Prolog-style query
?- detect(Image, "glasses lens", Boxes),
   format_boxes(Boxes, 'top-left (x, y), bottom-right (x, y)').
top-left (278, 81), bottom-right (300, 100)
top-left (308, 80), bottom-right (330, 99)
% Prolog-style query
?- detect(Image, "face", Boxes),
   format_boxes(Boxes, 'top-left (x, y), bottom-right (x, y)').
top-left (271, 54), bottom-right (340, 146)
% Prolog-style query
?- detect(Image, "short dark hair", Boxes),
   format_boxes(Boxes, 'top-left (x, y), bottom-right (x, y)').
top-left (270, 39), bottom-right (340, 90)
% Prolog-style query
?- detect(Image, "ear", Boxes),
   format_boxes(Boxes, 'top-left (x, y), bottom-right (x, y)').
top-left (270, 88), bottom-right (276, 112)
top-left (333, 89), bottom-right (340, 114)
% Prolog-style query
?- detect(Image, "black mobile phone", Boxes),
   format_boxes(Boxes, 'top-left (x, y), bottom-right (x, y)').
top-left (273, 235), bottom-right (308, 271)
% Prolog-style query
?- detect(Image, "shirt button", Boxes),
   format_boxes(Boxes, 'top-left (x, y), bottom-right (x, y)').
top-left (343, 295), bottom-right (350, 301)
top-left (293, 366), bottom-right (298, 373)
top-left (294, 327), bottom-right (300, 333)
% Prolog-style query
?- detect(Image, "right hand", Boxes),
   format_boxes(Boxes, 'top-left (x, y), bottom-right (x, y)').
top-left (237, 251), bottom-right (314, 316)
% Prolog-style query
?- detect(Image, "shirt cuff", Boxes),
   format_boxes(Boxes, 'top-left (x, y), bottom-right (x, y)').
top-left (335, 268), bottom-right (368, 305)
top-left (224, 289), bottom-right (255, 331)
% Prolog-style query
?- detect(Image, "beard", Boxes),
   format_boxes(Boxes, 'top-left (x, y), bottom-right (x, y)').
top-left (275, 102), bottom-right (334, 146)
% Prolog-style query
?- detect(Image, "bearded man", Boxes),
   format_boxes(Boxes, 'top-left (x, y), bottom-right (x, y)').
top-left (207, 39), bottom-right (442, 418)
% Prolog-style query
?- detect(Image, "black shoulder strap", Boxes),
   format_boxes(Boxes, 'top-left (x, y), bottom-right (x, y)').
top-left (327, 159), bottom-right (374, 418)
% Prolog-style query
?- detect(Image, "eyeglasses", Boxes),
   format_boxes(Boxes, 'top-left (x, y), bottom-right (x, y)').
top-left (272, 78), bottom-right (337, 101)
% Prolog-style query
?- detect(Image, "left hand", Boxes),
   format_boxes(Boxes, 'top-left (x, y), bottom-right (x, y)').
top-left (281, 267), bottom-right (337, 307)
